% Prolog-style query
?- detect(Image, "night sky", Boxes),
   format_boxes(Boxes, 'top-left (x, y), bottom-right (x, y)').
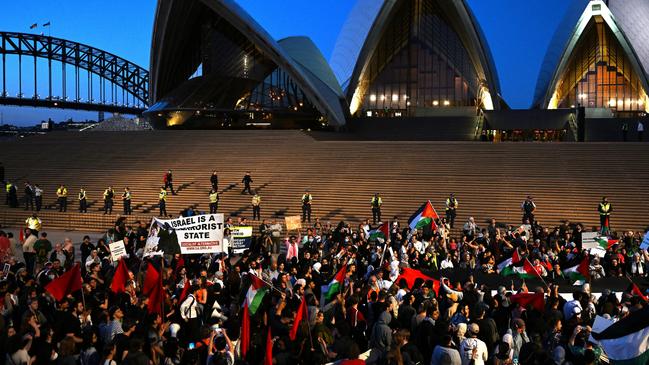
top-left (0, 0), bottom-right (574, 125)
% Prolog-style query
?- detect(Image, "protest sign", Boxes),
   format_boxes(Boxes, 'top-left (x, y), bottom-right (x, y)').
top-left (230, 226), bottom-right (253, 254)
top-left (109, 240), bottom-right (127, 262)
top-left (144, 214), bottom-right (225, 255)
top-left (641, 231), bottom-right (649, 250)
top-left (582, 232), bottom-right (599, 250)
top-left (285, 215), bottom-right (301, 231)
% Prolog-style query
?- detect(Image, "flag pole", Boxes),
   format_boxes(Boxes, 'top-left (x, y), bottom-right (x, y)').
top-left (161, 257), bottom-right (166, 320)
top-left (251, 272), bottom-right (283, 294)
top-left (525, 258), bottom-right (550, 290)
top-left (303, 295), bottom-right (314, 351)
top-left (78, 264), bottom-right (87, 308)
top-left (378, 221), bottom-right (389, 269)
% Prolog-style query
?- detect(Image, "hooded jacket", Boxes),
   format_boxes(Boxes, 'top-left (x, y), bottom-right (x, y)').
top-left (369, 311), bottom-right (392, 353)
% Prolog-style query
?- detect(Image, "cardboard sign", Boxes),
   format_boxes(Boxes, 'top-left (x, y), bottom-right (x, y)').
top-left (109, 240), bottom-right (127, 262)
top-left (230, 226), bottom-right (253, 254)
top-left (285, 215), bottom-right (302, 231)
top-left (582, 232), bottom-right (599, 250)
top-left (145, 214), bottom-right (225, 255)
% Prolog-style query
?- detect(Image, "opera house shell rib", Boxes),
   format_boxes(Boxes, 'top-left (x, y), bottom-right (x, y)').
top-left (344, 0), bottom-right (502, 118)
top-left (534, 0), bottom-right (649, 114)
top-left (147, 0), bottom-right (347, 129)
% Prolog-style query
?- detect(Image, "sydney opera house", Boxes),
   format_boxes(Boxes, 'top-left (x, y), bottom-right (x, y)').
top-left (145, 0), bottom-right (649, 139)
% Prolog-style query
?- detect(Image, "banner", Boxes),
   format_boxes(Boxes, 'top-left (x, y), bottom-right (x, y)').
top-left (285, 215), bottom-right (302, 231)
top-left (109, 240), bottom-right (127, 262)
top-left (582, 232), bottom-right (599, 250)
top-left (231, 226), bottom-right (253, 254)
top-left (144, 214), bottom-right (225, 255)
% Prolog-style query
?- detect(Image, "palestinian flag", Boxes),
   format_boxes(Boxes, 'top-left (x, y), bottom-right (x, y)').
top-left (510, 292), bottom-right (545, 312)
top-left (501, 259), bottom-right (540, 279)
top-left (394, 268), bottom-right (440, 294)
top-left (408, 201), bottom-right (439, 231)
top-left (596, 236), bottom-right (619, 250)
top-left (497, 249), bottom-right (522, 273)
top-left (592, 306), bottom-right (649, 364)
top-left (631, 283), bottom-right (649, 302)
top-left (322, 265), bottom-right (347, 301)
top-left (369, 222), bottom-right (389, 241)
top-left (245, 273), bottom-right (268, 315)
top-left (562, 256), bottom-right (590, 284)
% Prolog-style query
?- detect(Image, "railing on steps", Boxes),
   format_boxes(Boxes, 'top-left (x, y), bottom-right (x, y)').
top-left (567, 113), bottom-right (579, 142)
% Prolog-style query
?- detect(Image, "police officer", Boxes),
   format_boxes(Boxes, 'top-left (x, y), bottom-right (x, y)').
top-left (159, 187), bottom-right (168, 217)
top-left (302, 190), bottom-right (312, 223)
top-left (122, 187), bottom-right (132, 215)
top-left (598, 197), bottom-right (612, 234)
top-left (25, 213), bottom-right (42, 237)
top-left (210, 171), bottom-right (219, 190)
top-left (24, 182), bottom-right (34, 211)
top-left (34, 184), bottom-right (43, 211)
top-left (5, 181), bottom-right (11, 205)
top-left (521, 195), bottom-right (536, 224)
top-left (241, 171), bottom-right (253, 195)
top-left (209, 188), bottom-right (219, 214)
top-left (103, 186), bottom-right (114, 215)
top-left (371, 193), bottom-right (382, 224)
top-left (252, 193), bottom-right (261, 220)
top-left (78, 187), bottom-right (87, 213)
top-left (445, 193), bottom-right (458, 228)
top-left (164, 169), bottom-right (176, 195)
top-left (56, 185), bottom-right (68, 212)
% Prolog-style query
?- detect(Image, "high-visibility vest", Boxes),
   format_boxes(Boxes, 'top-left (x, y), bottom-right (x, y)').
top-left (123, 191), bottom-right (131, 200)
top-left (159, 190), bottom-right (167, 201)
top-left (25, 217), bottom-right (41, 231)
top-left (599, 203), bottom-right (611, 215)
top-left (209, 192), bottom-right (219, 203)
top-left (78, 190), bottom-right (86, 200)
top-left (302, 194), bottom-right (312, 204)
top-left (5, 183), bottom-right (11, 193)
top-left (57, 187), bottom-right (68, 197)
top-left (252, 195), bottom-right (261, 206)
top-left (446, 198), bottom-right (458, 209)
top-left (104, 189), bottom-right (114, 200)
top-left (371, 196), bottom-right (382, 207)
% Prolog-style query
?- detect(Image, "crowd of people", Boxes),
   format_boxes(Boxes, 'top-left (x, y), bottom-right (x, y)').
top-left (1, 166), bottom-right (649, 365)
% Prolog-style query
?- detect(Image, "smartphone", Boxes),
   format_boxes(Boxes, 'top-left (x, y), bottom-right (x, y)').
top-left (188, 343), bottom-right (195, 350)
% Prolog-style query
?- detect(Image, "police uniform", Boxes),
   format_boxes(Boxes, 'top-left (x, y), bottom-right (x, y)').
top-left (103, 188), bottom-right (114, 214)
top-left (445, 196), bottom-right (458, 228)
top-left (252, 194), bottom-right (261, 220)
top-left (56, 186), bottom-right (68, 212)
top-left (302, 192), bottom-right (312, 222)
top-left (78, 189), bottom-right (87, 213)
top-left (159, 189), bottom-right (168, 216)
top-left (34, 186), bottom-right (43, 211)
top-left (122, 189), bottom-right (132, 215)
top-left (598, 201), bottom-right (612, 233)
top-left (209, 190), bottom-right (219, 214)
top-left (371, 195), bottom-right (382, 224)
top-left (25, 216), bottom-right (42, 236)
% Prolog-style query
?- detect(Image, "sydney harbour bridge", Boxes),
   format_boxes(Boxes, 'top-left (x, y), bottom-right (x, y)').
top-left (0, 31), bottom-right (148, 115)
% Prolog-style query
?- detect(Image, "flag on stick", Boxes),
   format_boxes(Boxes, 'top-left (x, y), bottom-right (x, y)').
top-left (45, 263), bottom-right (82, 301)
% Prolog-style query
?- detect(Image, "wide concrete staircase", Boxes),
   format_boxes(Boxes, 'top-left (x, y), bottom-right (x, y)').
top-left (0, 130), bottom-right (647, 233)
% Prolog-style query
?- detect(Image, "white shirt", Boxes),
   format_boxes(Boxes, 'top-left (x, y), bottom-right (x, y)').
top-left (180, 294), bottom-right (201, 320)
top-left (441, 258), bottom-right (454, 270)
top-left (459, 337), bottom-right (488, 365)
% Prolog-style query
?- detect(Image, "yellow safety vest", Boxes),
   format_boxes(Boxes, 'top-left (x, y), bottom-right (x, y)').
top-left (57, 187), bottom-right (67, 197)
top-left (371, 196), bottom-right (382, 207)
top-left (123, 191), bottom-right (131, 200)
top-left (25, 217), bottom-right (41, 231)
top-left (209, 192), bottom-right (219, 203)
top-left (5, 183), bottom-right (11, 192)
top-left (599, 203), bottom-right (611, 215)
top-left (446, 198), bottom-right (458, 209)
top-left (78, 190), bottom-right (86, 200)
top-left (302, 194), bottom-right (312, 204)
top-left (159, 190), bottom-right (167, 201)
top-left (252, 195), bottom-right (261, 206)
